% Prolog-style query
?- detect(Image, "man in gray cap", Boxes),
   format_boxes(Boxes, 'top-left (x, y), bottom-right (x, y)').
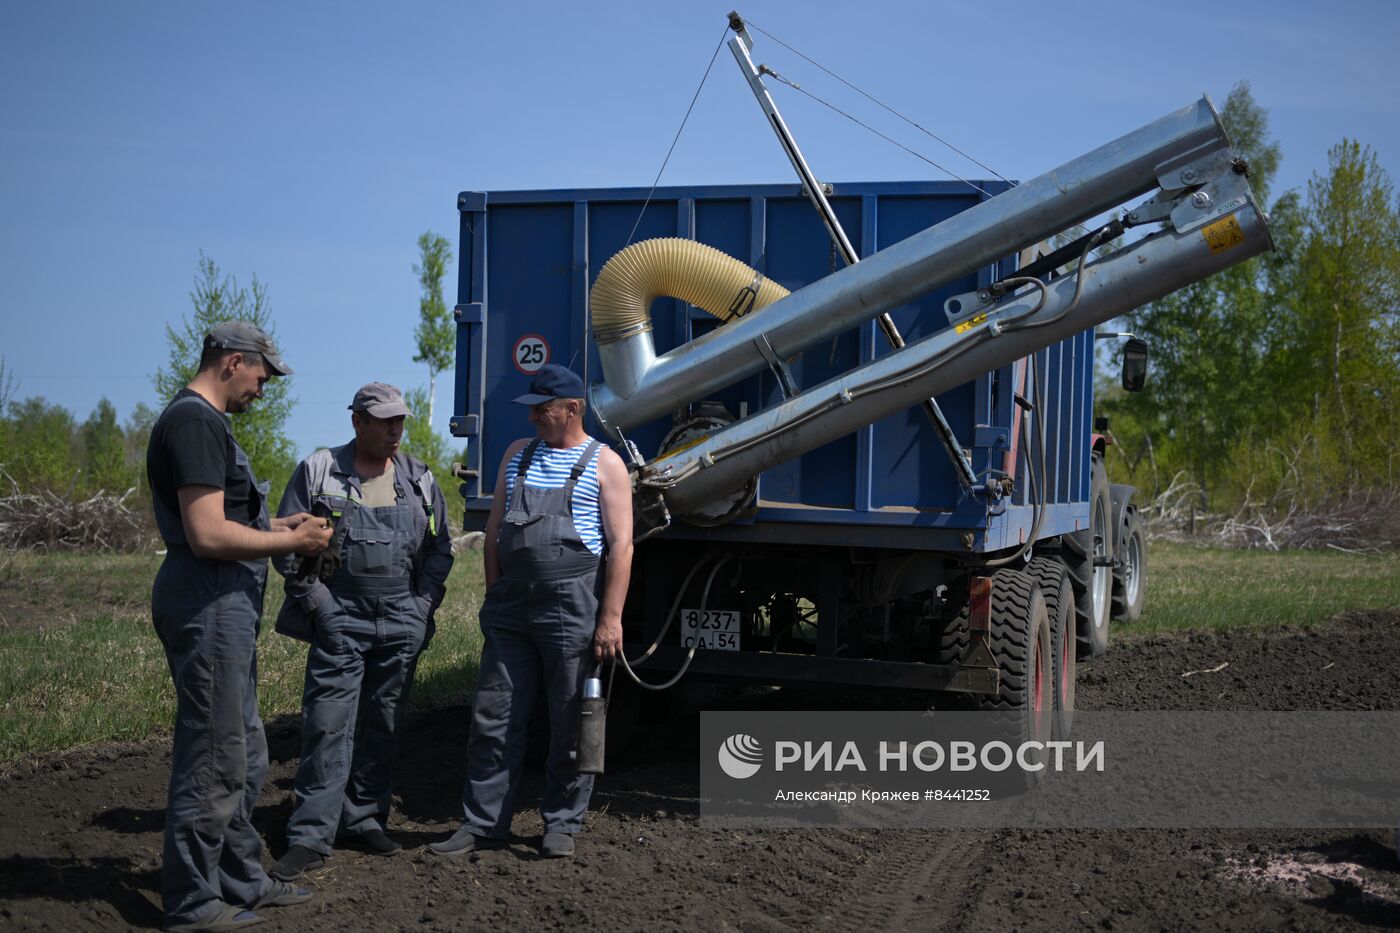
top-left (431, 363), bottom-right (633, 859)
top-left (147, 320), bottom-right (333, 931)
top-left (269, 381), bottom-right (454, 881)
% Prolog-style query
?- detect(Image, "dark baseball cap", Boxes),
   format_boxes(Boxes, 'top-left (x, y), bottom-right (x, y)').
top-left (512, 364), bottom-right (585, 405)
top-left (348, 382), bottom-right (413, 419)
top-left (204, 321), bottom-right (294, 376)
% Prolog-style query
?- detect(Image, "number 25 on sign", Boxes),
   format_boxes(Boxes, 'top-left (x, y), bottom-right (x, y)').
top-left (513, 334), bottom-right (550, 374)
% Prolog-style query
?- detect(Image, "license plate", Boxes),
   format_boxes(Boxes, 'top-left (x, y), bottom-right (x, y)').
top-left (681, 608), bottom-right (740, 651)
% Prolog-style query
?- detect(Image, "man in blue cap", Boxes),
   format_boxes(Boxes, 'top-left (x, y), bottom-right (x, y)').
top-left (268, 382), bottom-right (455, 881)
top-left (430, 363), bottom-right (633, 859)
top-left (147, 321), bottom-right (333, 931)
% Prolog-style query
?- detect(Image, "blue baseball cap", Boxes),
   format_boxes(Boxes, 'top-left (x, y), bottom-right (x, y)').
top-left (512, 364), bottom-right (585, 405)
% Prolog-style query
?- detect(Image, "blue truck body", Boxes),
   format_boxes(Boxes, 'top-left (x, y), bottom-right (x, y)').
top-left (451, 180), bottom-right (1096, 551)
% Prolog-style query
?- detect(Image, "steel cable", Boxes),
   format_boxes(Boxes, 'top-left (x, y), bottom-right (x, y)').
top-left (745, 19), bottom-right (1013, 185)
top-left (743, 21), bottom-right (1115, 260)
top-left (624, 25), bottom-right (731, 249)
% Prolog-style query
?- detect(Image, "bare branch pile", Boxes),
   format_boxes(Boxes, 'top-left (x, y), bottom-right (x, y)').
top-left (1142, 472), bottom-right (1400, 552)
top-left (451, 531), bottom-right (484, 554)
top-left (0, 469), bottom-right (155, 552)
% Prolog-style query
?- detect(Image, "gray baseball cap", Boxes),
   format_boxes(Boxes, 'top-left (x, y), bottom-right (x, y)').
top-left (204, 321), bottom-right (294, 376)
top-left (348, 382), bottom-right (413, 419)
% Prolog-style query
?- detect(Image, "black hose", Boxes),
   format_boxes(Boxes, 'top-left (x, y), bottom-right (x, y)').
top-left (618, 555), bottom-right (734, 691)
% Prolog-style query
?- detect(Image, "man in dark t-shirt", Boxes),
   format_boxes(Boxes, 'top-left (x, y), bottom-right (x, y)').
top-left (147, 321), bottom-right (332, 932)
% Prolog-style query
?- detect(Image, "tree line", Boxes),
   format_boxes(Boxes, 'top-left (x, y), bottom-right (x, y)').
top-left (0, 378), bottom-right (156, 502)
top-left (1099, 82), bottom-right (1398, 512)
top-left (4, 83), bottom-right (1396, 528)
top-left (0, 237), bottom-right (460, 516)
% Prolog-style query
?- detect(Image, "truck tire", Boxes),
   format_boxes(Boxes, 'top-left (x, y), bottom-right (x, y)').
top-left (1111, 507), bottom-right (1147, 622)
top-left (981, 569), bottom-right (1052, 790)
top-left (1062, 453), bottom-right (1112, 659)
top-left (1025, 557), bottom-right (1075, 741)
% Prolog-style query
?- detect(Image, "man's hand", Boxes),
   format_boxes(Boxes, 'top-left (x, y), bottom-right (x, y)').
top-left (593, 613), bottom-right (623, 663)
top-left (291, 518), bottom-right (334, 556)
top-left (272, 511), bottom-right (318, 531)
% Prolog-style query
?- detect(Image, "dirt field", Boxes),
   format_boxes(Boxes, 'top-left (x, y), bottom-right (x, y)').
top-left (3, 611), bottom-right (1398, 931)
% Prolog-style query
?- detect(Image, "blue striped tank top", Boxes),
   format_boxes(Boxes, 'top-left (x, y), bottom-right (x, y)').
top-left (504, 439), bottom-right (604, 555)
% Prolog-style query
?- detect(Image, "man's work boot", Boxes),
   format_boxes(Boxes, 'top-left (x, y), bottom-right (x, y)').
top-left (339, 828), bottom-right (403, 856)
top-left (252, 881), bottom-right (312, 909)
top-left (164, 902), bottom-right (264, 931)
top-left (540, 832), bottom-right (574, 858)
top-left (268, 844), bottom-right (325, 881)
top-left (428, 827), bottom-right (485, 857)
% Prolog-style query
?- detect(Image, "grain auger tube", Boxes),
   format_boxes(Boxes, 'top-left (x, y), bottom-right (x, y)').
top-left (584, 98), bottom-right (1271, 532)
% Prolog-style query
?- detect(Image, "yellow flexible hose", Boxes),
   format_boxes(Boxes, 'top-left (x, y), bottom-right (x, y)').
top-left (590, 238), bottom-right (789, 342)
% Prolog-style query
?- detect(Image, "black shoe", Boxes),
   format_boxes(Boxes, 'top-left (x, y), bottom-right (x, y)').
top-left (428, 828), bottom-right (485, 856)
top-left (339, 828), bottom-right (402, 856)
top-left (164, 902), bottom-right (264, 931)
top-left (540, 832), bottom-right (574, 858)
top-left (268, 844), bottom-right (325, 881)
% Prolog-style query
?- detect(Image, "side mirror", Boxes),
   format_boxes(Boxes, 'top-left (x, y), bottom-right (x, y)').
top-left (1122, 337), bottom-right (1148, 392)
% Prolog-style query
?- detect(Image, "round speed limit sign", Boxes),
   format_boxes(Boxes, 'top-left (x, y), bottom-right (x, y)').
top-left (512, 334), bottom-right (550, 374)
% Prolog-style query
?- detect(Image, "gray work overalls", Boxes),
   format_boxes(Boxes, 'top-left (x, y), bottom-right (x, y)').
top-left (284, 466), bottom-right (429, 852)
top-left (459, 438), bottom-right (602, 838)
top-left (150, 397), bottom-right (274, 927)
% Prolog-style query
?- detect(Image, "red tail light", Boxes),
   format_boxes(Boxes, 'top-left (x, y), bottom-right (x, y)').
top-left (969, 576), bottom-right (992, 632)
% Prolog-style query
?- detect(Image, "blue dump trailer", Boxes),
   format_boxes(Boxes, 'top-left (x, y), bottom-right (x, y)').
top-left (450, 92), bottom-right (1272, 746)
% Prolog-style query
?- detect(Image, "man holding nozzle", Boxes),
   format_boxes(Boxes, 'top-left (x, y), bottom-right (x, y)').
top-left (268, 382), bottom-right (454, 881)
top-left (431, 363), bottom-right (632, 859)
top-left (147, 321), bottom-right (333, 931)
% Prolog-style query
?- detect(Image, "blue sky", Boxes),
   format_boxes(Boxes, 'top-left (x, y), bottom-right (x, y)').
top-left (2, 0), bottom-right (1397, 455)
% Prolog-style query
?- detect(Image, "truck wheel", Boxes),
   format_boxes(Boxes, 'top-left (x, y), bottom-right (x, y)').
top-left (1062, 454), bottom-right (1112, 659)
top-left (1111, 508), bottom-right (1147, 622)
top-left (978, 569), bottom-right (1053, 788)
top-left (1025, 557), bottom-right (1075, 741)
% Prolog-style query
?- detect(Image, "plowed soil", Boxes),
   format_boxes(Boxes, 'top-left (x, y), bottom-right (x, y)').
top-left (3, 610), bottom-right (1398, 931)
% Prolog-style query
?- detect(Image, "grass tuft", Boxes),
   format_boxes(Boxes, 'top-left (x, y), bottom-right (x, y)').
top-left (0, 543), bottom-right (1396, 765)
top-left (0, 550), bottom-right (484, 766)
top-left (1131, 542), bottom-right (1400, 635)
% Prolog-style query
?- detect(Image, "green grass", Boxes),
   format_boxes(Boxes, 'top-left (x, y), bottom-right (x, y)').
top-left (0, 542), bottom-right (1397, 765)
top-left (1131, 541), bottom-right (1400, 635)
top-left (0, 550), bottom-right (484, 767)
